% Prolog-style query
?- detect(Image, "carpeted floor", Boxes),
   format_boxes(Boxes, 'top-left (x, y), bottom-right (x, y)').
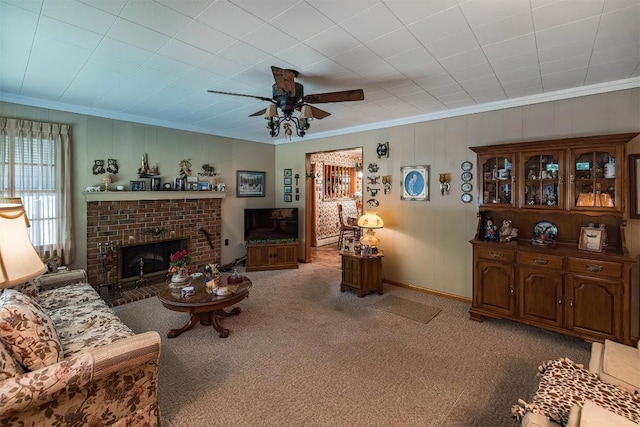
top-left (372, 295), bottom-right (441, 324)
top-left (114, 262), bottom-right (590, 427)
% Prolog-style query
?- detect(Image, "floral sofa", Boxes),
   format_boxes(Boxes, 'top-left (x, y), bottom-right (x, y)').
top-left (0, 269), bottom-right (161, 426)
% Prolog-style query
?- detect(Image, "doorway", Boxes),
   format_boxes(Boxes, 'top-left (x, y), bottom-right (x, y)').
top-left (305, 148), bottom-right (363, 264)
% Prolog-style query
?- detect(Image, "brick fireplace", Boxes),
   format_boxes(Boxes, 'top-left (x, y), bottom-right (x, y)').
top-left (86, 198), bottom-right (222, 290)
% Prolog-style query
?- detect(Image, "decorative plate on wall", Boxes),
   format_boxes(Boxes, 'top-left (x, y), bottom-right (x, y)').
top-left (461, 161), bottom-right (473, 171)
top-left (461, 193), bottom-right (473, 203)
top-left (461, 182), bottom-right (472, 192)
top-left (461, 171), bottom-right (473, 182)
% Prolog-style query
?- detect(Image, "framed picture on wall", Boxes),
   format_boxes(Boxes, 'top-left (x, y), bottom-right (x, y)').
top-left (284, 168), bottom-right (292, 177)
top-left (237, 170), bottom-right (266, 197)
top-left (400, 165), bottom-right (429, 201)
top-left (284, 177), bottom-right (292, 185)
top-left (284, 194), bottom-right (292, 202)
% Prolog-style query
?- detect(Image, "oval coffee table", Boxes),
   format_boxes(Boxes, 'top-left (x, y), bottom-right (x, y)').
top-left (157, 273), bottom-right (251, 338)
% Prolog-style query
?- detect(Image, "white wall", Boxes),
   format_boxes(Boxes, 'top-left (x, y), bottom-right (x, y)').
top-left (275, 88), bottom-right (640, 299)
top-left (0, 101), bottom-right (276, 270)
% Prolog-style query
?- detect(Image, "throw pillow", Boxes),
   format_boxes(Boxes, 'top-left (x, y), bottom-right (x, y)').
top-left (0, 289), bottom-right (63, 370)
top-left (0, 340), bottom-right (24, 380)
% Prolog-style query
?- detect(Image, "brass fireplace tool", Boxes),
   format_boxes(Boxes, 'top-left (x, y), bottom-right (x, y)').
top-left (98, 241), bottom-right (121, 301)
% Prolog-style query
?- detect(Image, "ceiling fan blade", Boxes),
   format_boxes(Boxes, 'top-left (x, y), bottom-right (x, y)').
top-left (271, 66), bottom-right (296, 96)
top-left (207, 90), bottom-right (272, 103)
top-left (307, 105), bottom-right (331, 120)
top-left (302, 89), bottom-right (364, 104)
top-left (249, 108), bottom-right (267, 117)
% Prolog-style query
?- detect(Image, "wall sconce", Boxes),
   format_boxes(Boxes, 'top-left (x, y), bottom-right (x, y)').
top-left (439, 173), bottom-right (451, 196)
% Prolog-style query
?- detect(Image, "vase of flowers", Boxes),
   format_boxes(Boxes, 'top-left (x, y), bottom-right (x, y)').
top-left (168, 250), bottom-right (191, 285)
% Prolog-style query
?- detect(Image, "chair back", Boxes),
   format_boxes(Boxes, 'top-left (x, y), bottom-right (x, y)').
top-left (337, 204), bottom-right (346, 225)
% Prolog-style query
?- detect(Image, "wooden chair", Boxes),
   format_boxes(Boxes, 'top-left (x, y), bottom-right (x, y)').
top-left (337, 203), bottom-right (360, 249)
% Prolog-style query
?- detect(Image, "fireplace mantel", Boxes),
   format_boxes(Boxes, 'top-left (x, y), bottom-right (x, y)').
top-left (84, 191), bottom-right (226, 202)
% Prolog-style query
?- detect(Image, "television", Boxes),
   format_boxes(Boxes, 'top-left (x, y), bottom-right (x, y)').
top-left (244, 208), bottom-right (299, 243)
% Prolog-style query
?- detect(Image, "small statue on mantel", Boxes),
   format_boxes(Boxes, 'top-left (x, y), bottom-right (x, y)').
top-left (499, 219), bottom-right (519, 243)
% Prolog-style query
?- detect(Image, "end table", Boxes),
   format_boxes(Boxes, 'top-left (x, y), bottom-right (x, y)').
top-left (340, 252), bottom-right (384, 297)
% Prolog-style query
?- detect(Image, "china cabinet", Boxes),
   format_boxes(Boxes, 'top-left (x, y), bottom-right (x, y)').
top-left (469, 132), bottom-right (639, 346)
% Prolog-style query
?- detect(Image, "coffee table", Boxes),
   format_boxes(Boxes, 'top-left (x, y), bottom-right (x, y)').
top-left (157, 273), bottom-right (252, 338)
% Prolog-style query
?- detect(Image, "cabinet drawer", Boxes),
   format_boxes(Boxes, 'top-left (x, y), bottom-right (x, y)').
top-left (476, 247), bottom-right (515, 263)
top-left (567, 257), bottom-right (622, 279)
top-left (518, 251), bottom-right (564, 269)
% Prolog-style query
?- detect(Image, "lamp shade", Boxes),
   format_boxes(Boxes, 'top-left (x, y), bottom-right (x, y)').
top-left (264, 104), bottom-right (278, 119)
top-left (299, 105), bottom-right (314, 120)
top-left (0, 201), bottom-right (46, 287)
top-left (357, 211), bottom-right (384, 229)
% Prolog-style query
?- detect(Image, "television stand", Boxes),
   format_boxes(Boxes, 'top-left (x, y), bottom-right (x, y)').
top-left (245, 240), bottom-right (299, 272)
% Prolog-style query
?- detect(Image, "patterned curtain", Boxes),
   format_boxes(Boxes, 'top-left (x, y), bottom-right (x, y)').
top-left (0, 118), bottom-right (73, 264)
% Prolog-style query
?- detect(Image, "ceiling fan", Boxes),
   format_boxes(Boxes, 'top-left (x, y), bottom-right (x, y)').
top-left (207, 66), bottom-right (364, 138)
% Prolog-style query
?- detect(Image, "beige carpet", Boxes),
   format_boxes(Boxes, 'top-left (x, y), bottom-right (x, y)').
top-left (372, 295), bottom-right (441, 324)
top-left (113, 262), bottom-right (590, 427)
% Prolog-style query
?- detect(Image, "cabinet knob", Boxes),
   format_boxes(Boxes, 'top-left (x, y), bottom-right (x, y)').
top-left (558, 299), bottom-right (562, 305)
top-left (569, 298), bottom-right (574, 307)
top-left (489, 252), bottom-right (502, 259)
top-left (534, 259), bottom-right (548, 265)
top-left (586, 265), bottom-right (603, 272)
top-left (510, 286), bottom-right (514, 295)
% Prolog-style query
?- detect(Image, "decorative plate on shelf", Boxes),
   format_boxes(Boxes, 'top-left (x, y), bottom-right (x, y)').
top-left (461, 171), bottom-right (473, 182)
top-left (532, 221), bottom-right (558, 246)
top-left (461, 161), bottom-right (473, 171)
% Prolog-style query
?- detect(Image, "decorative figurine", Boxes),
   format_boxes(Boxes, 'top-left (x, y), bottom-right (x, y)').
top-left (484, 217), bottom-right (497, 240)
top-left (179, 159), bottom-right (192, 178)
top-left (499, 219), bottom-right (519, 242)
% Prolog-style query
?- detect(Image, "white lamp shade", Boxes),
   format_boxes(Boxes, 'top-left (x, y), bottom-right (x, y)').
top-left (0, 202), bottom-right (46, 287)
top-left (264, 104), bottom-right (278, 119)
top-left (299, 105), bottom-right (314, 120)
top-left (357, 211), bottom-right (384, 229)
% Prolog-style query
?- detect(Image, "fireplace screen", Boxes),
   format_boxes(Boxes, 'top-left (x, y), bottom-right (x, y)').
top-left (119, 238), bottom-right (188, 283)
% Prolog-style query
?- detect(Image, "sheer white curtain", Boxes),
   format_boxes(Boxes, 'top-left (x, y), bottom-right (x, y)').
top-left (0, 118), bottom-right (73, 264)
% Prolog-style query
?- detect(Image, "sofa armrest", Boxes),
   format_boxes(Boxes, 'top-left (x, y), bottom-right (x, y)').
top-left (32, 269), bottom-right (88, 291)
top-left (0, 331), bottom-right (160, 418)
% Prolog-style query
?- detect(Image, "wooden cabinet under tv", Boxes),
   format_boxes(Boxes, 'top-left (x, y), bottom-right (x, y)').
top-left (469, 133), bottom-right (640, 346)
top-left (245, 241), bottom-right (299, 272)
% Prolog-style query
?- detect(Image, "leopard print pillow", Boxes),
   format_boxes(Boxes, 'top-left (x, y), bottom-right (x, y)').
top-left (0, 289), bottom-right (63, 370)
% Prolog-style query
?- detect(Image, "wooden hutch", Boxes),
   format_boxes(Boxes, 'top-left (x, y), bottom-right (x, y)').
top-left (469, 132), bottom-right (639, 346)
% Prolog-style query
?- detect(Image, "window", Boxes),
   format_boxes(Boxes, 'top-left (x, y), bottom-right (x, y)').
top-left (323, 164), bottom-right (356, 199)
top-left (0, 118), bottom-right (72, 263)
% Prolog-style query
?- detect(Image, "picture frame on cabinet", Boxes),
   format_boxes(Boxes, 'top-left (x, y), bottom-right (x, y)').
top-left (630, 154), bottom-right (640, 219)
top-left (237, 170), bottom-right (265, 197)
top-left (578, 226), bottom-right (604, 252)
top-left (401, 165), bottom-right (429, 201)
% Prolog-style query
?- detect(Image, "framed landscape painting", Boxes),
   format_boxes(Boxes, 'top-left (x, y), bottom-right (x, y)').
top-left (237, 170), bottom-right (265, 197)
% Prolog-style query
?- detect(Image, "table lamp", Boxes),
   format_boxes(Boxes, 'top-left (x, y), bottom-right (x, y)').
top-left (357, 211), bottom-right (384, 252)
top-left (0, 199), bottom-right (46, 288)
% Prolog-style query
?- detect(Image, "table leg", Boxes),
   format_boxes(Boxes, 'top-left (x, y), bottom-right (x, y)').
top-left (167, 313), bottom-right (201, 338)
top-left (210, 307), bottom-right (242, 338)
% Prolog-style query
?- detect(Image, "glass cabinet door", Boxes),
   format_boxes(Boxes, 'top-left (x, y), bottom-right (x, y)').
top-left (479, 154), bottom-right (516, 207)
top-left (520, 151), bottom-right (563, 209)
top-left (570, 147), bottom-right (622, 212)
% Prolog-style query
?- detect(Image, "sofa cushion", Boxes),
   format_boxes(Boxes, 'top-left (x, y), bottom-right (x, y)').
top-left (12, 280), bottom-right (39, 299)
top-left (601, 339), bottom-right (640, 393)
top-left (578, 400), bottom-right (638, 427)
top-left (37, 281), bottom-right (103, 312)
top-left (0, 289), bottom-right (63, 370)
top-left (0, 340), bottom-right (24, 380)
